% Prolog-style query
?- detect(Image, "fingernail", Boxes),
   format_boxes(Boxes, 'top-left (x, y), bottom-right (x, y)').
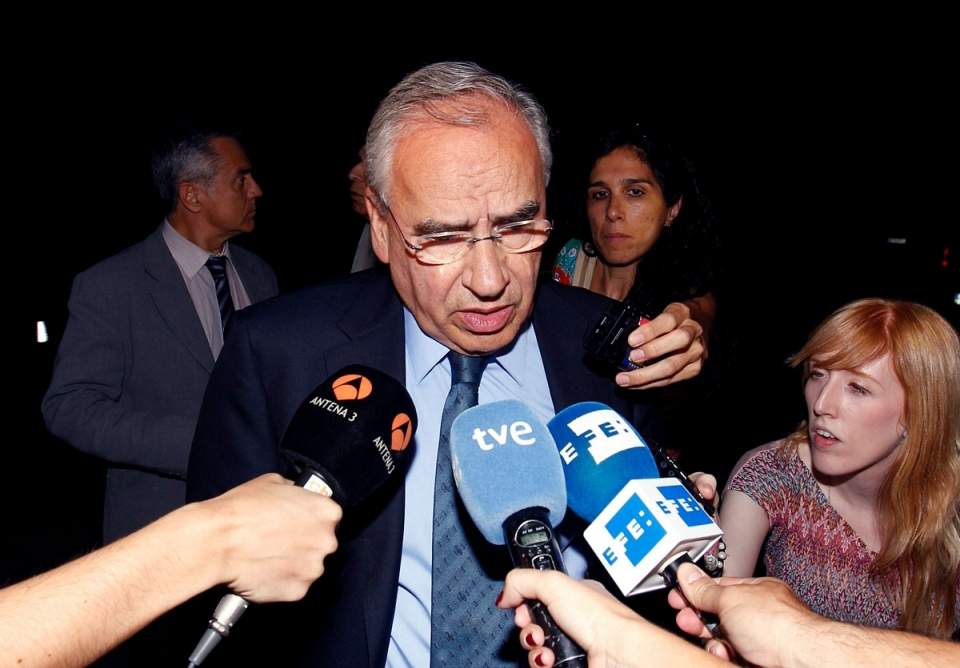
top-left (524, 632), bottom-right (535, 647)
top-left (615, 373), bottom-right (629, 386)
top-left (495, 590), bottom-right (504, 607)
top-left (535, 653), bottom-right (547, 667)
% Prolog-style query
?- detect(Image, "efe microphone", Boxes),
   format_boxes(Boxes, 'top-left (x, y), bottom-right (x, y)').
top-left (187, 365), bottom-right (417, 667)
top-left (547, 403), bottom-right (722, 597)
top-left (450, 400), bottom-right (587, 668)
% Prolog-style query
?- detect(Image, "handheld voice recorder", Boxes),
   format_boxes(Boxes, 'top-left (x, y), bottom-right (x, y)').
top-left (504, 508), bottom-right (586, 667)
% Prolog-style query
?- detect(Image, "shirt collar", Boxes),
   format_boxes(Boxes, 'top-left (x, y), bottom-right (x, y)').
top-left (403, 308), bottom-right (531, 387)
top-left (162, 219), bottom-right (232, 278)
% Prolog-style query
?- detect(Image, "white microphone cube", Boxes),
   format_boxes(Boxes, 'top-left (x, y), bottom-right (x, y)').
top-left (583, 478), bottom-right (723, 596)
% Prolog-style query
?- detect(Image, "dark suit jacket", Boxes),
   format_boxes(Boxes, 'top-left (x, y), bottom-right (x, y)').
top-left (187, 270), bottom-right (661, 667)
top-left (43, 224), bottom-right (278, 542)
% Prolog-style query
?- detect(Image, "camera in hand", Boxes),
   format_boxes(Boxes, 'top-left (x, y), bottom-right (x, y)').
top-left (583, 300), bottom-right (651, 371)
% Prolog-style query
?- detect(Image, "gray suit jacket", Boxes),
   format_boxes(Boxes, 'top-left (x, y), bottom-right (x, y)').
top-left (43, 224), bottom-right (278, 542)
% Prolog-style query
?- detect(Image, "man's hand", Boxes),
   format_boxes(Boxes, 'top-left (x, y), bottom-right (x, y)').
top-left (193, 473), bottom-right (343, 603)
top-left (615, 301), bottom-right (707, 389)
top-left (668, 562), bottom-right (817, 666)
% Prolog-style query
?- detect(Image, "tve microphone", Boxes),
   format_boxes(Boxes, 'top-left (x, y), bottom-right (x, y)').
top-left (548, 403), bottom-right (721, 597)
top-left (450, 400), bottom-right (587, 668)
top-left (188, 365), bottom-right (417, 667)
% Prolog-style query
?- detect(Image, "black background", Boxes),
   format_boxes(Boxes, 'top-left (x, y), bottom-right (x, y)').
top-left (11, 36), bottom-right (957, 590)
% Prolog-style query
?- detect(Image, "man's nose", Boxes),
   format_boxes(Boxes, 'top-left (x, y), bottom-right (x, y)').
top-left (460, 237), bottom-right (509, 298)
top-left (248, 175), bottom-right (263, 199)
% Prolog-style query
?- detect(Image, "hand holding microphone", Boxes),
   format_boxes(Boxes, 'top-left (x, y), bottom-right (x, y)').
top-left (188, 365), bottom-right (417, 666)
top-left (199, 473), bottom-right (342, 604)
top-left (450, 400), bottom-right (588, 667)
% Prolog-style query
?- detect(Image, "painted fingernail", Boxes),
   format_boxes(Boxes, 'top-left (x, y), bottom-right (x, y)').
top-left (495, 590), bottom-right (504, 607)
top-left (535, 653), bottom-right (547, 667)
top-left (524, 632), bottom-right (536, 647)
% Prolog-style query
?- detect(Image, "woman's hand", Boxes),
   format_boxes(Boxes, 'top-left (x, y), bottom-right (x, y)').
top-left (689, 472), bottom-right (719, 509)
top-left (616, 301), bottom-right (708, 389)
top-left (498, 569), bottom-right (726, 668)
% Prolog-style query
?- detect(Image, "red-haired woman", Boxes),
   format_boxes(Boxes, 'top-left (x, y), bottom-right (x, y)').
top-left (720, 298), bottom-right (960, 638)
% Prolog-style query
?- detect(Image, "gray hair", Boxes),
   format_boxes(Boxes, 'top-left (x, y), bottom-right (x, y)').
top-left (365, 61), bottom-right (552, 209)
top-left (152, 131), bottom-right (233, 215)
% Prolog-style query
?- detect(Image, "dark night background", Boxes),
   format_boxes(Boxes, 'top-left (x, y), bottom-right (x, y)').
top-left (11, 39), bottom-right (957, 609)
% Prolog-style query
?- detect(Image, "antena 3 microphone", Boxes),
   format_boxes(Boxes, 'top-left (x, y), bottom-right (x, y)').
top-left (450, 400), bottom-right (587, 668)
top-left (548, 402), bottom-right (722, 597)
top-left (279, 364), bottom-right (417, 507)
top-left (188, 365), bottom-right (417, 666)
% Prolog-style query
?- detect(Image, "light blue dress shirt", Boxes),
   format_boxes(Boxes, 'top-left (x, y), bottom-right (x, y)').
top-left (385, 309), bottom-right (588, 667)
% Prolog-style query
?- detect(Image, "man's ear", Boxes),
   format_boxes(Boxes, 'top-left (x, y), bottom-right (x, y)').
top-left (664, 196), bottom-right (683, 227)
top-left (367, 188), bottom-right (391, 264)
top-left (178, 182), bottom-right (203, 214)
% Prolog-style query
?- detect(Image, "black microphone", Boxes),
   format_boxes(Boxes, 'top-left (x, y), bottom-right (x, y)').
top-left (450, 400), bottom-right (587, 667)
top-left (187, 365), bottom-right (417, 666)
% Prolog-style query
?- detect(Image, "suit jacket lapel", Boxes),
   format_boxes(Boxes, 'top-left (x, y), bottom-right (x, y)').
top-left (533, 280), bottom-right (595, 413)
top-left (143, 226), bottom-right (216, 374)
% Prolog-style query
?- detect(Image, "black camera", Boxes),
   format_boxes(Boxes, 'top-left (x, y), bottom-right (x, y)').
top-left (583, 300), bottom-right (651, 371)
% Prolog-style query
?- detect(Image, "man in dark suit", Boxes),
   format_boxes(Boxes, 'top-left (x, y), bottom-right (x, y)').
top-left (188, 63), bottom-right (704, 667)
top-left (43, 129), bottom-right (278, 544)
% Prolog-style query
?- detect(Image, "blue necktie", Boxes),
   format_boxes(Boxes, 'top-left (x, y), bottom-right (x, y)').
top-left (431, 353), bottom-right (518, 666)
top-left (205, 255), bottom-right (235, 335)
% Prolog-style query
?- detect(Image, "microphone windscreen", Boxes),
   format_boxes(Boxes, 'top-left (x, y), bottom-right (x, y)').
top-left (450, 400), bottom-right (566, 544)
top-left (548, 402), bottom-right (659, 521)
top-left (279, 364), bottom-right (417, 507)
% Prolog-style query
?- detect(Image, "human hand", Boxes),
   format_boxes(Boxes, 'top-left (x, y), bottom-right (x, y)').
top-left (498, 570), bottom-right (645, 668)
top-left (615, 301), bottom-right (706, 389)
top-left (668, 562), bottom-right (819, 666)
top-left (196, 473), bottom-right (343, 603)
top-left (689, 472), bottom-right (719, 510)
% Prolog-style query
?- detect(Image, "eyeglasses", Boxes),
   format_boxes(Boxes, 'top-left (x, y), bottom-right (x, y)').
top-left (384, 206), bottom-right (553, 266)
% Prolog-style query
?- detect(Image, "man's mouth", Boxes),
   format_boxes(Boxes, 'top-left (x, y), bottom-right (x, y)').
top-left (458, 306), bottom-right (513, 334)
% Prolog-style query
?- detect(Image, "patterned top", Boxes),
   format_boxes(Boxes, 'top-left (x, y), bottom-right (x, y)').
top-left (729, 443), bottom-right (960, 632)
top-left (552, 238), bottom-right (597, 289)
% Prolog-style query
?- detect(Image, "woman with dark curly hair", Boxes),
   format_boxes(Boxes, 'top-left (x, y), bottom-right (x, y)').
top-left (553, 125), bottom-right (722, 389)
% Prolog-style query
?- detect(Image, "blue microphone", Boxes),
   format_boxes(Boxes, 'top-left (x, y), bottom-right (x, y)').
top-left (547, 402), bottom-right (660, 522)
top-left (450, 400), bottom-right (587, 667)
top-left (548, 403), bottom-right (722, 597)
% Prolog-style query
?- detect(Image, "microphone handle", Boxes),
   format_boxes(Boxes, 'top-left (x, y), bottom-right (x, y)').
top-left (503, 508), bottom-right (588, 668)
top-left (661, 554), bottom-right (724, 640)
top-left (187, 467), bottom-right (332, 667)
